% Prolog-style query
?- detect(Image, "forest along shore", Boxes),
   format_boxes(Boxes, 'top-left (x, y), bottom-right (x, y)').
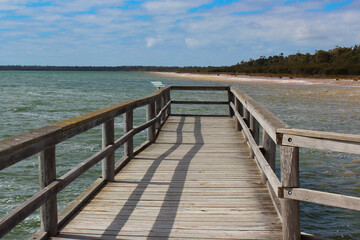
top-left (153, 72), bottom-right (360, 88)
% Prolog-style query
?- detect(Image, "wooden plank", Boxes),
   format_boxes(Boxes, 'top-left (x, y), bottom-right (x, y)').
top-left (57, 178), bottom-right (106, 229)
top-left (281, 133), bottom-right (360, 154)
top-left (102, 119), bottom-right (115, 181)
top-left (234, 98), bottom-right (242, 131)
top-left (0, 181), bottom-right (60, 238)
top-left (281, 146), bottom-right (300, 240)
top-left (171, 100), bottom-right (228, 105)
top-left (0, 125), bottom-right (61, 170)
top-left (277, 128), bottom-right (360, 143)
top-left (0, 87), bottom-right (171, 170)
top-left (58, 145), bottom-right (112, 189)
top-left (231, 103), bottom-right (281, 196)
top-left (230, 87), bottom-right (289, 143)
top-left (170, 86), bottom-right (230, 91)
top-left (38, 145), bottom-right (58, 236)
top-left (56, 116), bottom-right (282, 240)
top-left (284, 187), bottom-right (360, 211)
top-left (261, 130), bottom-right (276, 184)
top-left (124, 110), bottom-right (134, 158)
top-left (147, 102), bottom-right (156, 143)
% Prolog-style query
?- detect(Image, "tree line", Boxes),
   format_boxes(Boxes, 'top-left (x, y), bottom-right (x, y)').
top-left (191, 45), bottom-right (360, 76)
top-left (1, 45), bottom-right (359, 77)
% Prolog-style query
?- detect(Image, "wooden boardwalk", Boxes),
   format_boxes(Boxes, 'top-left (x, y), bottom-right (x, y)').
top-left (54, 116), bottom-right (282, 239)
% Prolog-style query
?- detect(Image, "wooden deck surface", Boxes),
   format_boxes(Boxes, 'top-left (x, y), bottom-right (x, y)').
top-left (53, 116), bottom-right (282, 239)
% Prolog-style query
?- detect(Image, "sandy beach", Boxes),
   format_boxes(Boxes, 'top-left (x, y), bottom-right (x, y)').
top-left (153, 72), bottom-right (360, 88)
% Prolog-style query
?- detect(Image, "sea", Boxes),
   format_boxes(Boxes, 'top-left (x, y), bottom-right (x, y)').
top-left (0, 71), bottom-right (359, 239)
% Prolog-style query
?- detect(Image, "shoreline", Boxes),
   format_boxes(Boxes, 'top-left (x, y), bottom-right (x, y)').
top-left (152, 72), bottom-right (360, 88)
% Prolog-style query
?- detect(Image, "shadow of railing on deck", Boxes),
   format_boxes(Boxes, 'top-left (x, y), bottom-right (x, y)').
top-left (147, 116), bottom-right (204, 238)
top-left (97, 116), bottom-right (185, 239)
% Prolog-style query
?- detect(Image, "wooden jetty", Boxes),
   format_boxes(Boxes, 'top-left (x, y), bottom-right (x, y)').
top-left (0, 86), bottom-right (359, 240)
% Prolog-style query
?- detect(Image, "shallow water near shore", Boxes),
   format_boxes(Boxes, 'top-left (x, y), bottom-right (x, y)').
top-left (0, 71), bottom-right (359, 239)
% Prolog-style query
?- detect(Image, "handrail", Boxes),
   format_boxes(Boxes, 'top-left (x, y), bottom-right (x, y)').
top-left (277, 128), bottom-right (360, 154)
top-left (0, 86), bottom-right (171, 170)
top-left (227, 86), bottom-right (360, 240)
top-left (230, 102), bottom-right (282, 196)
top-left (230, 86), bottom-right (290, 143)
top-left (0, 85), bottom-right (359, 240)
top-left (0, 86), bottom-right (171, 238)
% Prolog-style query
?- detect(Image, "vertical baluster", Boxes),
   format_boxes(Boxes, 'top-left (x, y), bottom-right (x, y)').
top-left (166, 90), bottom-right (171, 116)
top-left (147, 102), bottom-right (156, 143)
top-left (234, 98), bottom-right (241, 131)
top-left (228, 90), bottom-right (234, 117)
top-left (38, 145), bottom-right (58, 236)
top-left (155, 97), bottom-right (161, 130)
top-left (102, 119), bottom-right (115, 181)
top-left (244, 108), bottom-right (250, 127)
top-left (281, 146), bottom-right (300, 240)
top-left (124, 110), bottom-right (134, 158)
top-left (261, 131), bottom-right (276, 184)
top-left (249, 115), bottom-right (259, 159)
top-left (161, 94), bottom-right (166, 123)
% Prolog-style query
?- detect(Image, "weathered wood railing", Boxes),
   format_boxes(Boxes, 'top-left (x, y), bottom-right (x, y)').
top-left (228, 87), bottom-right (360, 240)
top-left (0, 86), bottom-right (172, 239)
top-left (0, 85), bottom-right (359, 240)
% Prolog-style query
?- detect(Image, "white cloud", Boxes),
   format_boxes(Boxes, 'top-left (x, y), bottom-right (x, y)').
top-left (185, 38), bottom-right (201, 48)
top-left (0, 0), bottom-right (360, 66)
top-left (142, 0), bottom-right (209, 14)
top-left (146, 37), bottom-right (158, 47)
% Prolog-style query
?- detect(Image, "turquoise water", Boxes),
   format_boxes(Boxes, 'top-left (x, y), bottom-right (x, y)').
top-left (0, 71), bottom-right (359, 239)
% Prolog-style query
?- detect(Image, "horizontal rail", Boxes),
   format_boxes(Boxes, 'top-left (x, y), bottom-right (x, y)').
top-left (171, 100), bottom-right (228, 105)
top-left (278, 128), bottom-right (360, 154)
top-left (230, 102), bottom-right (281, 196)
top-left (1, 85), bottom-right (359, 240)
top-left (0, 181), bottom-right (60, 236)
top-left (170, 86), bottom-right (230, 91)
top-left (0, 87), bottom-right (172, 238)
top-left (58, 145), bottom-right (113, 189)
top-left (0, 86), bottom-right (171, 170)
top-left (283, 188), bottom-right (360, 211)
top-left (230, 87), bottom-right (289, 143)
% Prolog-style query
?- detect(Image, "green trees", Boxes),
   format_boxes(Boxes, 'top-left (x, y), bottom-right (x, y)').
top-left (223, 45), bottom-right (360, 76)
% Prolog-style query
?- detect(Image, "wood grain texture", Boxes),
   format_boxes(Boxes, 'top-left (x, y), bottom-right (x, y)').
top-left (230, 87), bottom-right (289, 143)
top-left (55, 116), bottom-right (282, 240)
top-left (281, 133), bottom-right (360, 154)
top-left (281, 146), bottom-right (300, 240)
top-left (231, 103), bottom-right (281, 196)
top-left (102, 119), bottom-right (115, 181)
top-left (0, 87), bottom-right (171, 170)
top-left (284, 187), bottom-right (360, 211)
top-left (38, 145), bottom-right (58, 236)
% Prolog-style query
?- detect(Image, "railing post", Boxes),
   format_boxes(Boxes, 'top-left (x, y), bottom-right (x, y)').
top-left (102, 119), bottom-right (115, 181)
top-left (161, 94), bottom-right (166, 123)
top-left (234, 98), bottom-right (241, 131)
top-left (38, 145), bottom-right (58, 236)
top-left (249, 115), bottom-right (259, 159)
top-left (244, 108), bottom-right (250, 127)
top-left (281, 146), bottom-right (300, 240)
top-left (261, 131), bottom-right (276, 184)
top-left (124, 110), bottom-right (134, 158)
top-left (147, 102), bottom-right (156, 143)
top-left (166, 90), bottom-right (171, 116)
top-left (228, 90), bottom-right (234, 117)
top-left (155, 97), bottom-right (161, 130)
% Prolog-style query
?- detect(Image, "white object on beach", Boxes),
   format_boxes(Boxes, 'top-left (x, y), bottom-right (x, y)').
top-left (151, 81), bottom-right (165, 89)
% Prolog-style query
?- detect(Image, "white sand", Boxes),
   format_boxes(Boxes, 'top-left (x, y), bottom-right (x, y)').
top-left (152, 72), bottom-right (360, 88)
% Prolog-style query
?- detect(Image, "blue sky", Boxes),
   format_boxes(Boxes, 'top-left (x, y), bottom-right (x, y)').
top-left (0, 0), bottom-right (359, 66)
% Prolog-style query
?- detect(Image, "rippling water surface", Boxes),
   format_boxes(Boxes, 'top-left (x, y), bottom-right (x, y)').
top-left (0, 71), bottom-right (359, 239)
